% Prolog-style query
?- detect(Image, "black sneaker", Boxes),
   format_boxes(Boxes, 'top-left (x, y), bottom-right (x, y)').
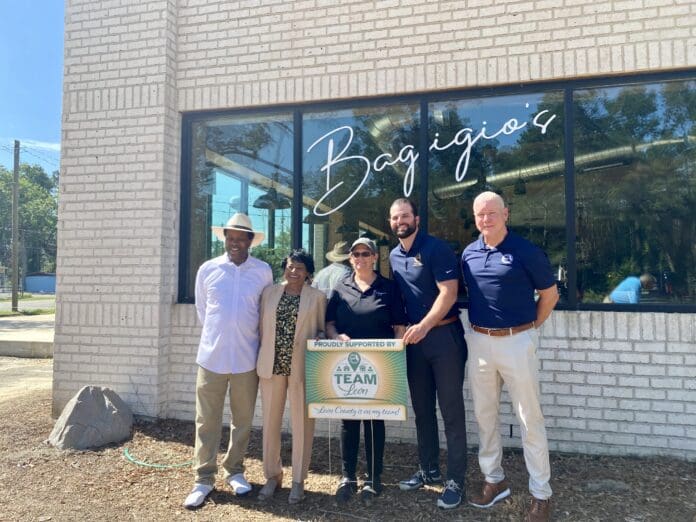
top-left (360, 478), bottom-right (383, 506)
top-left (398, 468), bottom-right (442, 491)
top-left (335, 476), bottom-right (357, 504)
top-left (437, 479), bottom-right (463, 510)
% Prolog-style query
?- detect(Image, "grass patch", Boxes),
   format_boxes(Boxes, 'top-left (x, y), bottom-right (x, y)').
top-left (0, 308), bottom-right (55, 317)
top-left (0, 294), bottom-right (57, 302)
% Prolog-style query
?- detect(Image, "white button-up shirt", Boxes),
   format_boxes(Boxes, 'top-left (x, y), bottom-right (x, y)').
top-left (195, 254), bottom-right (273, 374)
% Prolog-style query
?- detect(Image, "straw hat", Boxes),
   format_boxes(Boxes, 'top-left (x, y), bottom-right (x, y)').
top-left (325, 241), bottom-right (351, 262)
top-left (211, 213), bottom-right (265, 247)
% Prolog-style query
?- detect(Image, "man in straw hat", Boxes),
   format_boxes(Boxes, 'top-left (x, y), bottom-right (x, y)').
top-left (311, 240), bottom-right (351, 298)
top-left (184, 213), bottom-right (273, 509)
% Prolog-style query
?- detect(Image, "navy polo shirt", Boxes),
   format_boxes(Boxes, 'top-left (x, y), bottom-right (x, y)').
top-left (326, 272), bottom-right (407, 339)
top-left (461, 231), bottom-right (556, 329)
top-left (389, 229), bottom-right (461, 324)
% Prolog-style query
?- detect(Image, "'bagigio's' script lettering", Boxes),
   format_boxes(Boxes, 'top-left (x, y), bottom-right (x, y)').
top-left (307, 105), bottom-right (556, 215)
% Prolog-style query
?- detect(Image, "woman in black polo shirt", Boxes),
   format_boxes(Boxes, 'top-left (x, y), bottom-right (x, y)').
top-left (326, 237), bottom-right (407, 505)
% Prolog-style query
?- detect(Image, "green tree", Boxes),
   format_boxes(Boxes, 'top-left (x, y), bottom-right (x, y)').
top-left (0, 163), bottom-right (58, 278)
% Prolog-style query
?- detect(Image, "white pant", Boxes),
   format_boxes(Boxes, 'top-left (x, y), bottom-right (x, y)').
top-left (466, 328), bottom-right (552, 499)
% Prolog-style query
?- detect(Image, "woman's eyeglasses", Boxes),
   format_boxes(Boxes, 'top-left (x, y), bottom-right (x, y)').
top-left (350, 251), bottom-right (373, 258)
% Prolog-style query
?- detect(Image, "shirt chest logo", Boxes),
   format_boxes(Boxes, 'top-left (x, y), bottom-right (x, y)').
top-left (500, 254), bottom-right (514, 265)
top-left (412, 254), bottom-right (423, 267)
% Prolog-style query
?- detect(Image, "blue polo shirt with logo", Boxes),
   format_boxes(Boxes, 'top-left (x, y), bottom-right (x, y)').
top-left (461, 231), bottom-right (555, 329)
top-left (389, 229), bottom-right (461, 324)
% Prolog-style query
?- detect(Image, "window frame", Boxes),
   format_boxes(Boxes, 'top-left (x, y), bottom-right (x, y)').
top-left (179, 69), bottom-right (696, 312)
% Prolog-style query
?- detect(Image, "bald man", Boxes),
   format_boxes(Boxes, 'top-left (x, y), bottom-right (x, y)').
top-left (461, 192), bottom-right (558, 522)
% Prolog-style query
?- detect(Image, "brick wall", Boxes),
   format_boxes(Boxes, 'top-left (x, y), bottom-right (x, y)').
top-left (167, 307), bottom-right (696, 460)
top-left (55, 0), bottom-right (179, 417)
top-left (174, 0), bottom-right (695, 110)
top-left (58, 0), bottom-right (696, 459)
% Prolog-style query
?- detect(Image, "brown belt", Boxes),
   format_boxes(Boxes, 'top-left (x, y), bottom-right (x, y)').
top-left (471, 321), bottom-right (535, 337)
top-left (435, 316), bottom-right (458, 327)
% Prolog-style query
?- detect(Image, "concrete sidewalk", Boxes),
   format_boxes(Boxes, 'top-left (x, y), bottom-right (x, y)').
top-left (0, 314), bottom-right (55, 358)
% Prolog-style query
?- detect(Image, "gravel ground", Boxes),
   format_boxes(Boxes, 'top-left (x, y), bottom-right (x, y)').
top-left (1, 386), bottom-right (695, 522)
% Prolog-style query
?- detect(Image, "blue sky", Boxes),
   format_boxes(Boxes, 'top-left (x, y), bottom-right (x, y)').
top-left (0, 1), bottom-right (64, 174)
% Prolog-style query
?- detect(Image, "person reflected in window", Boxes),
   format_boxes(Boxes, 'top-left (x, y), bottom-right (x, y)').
top-left (256, 249), bottom-right (327, 505)
top-left (326, 237), bottom-right (407, 505)
top-left (312, 241), bottom-right (352, 298)
top-left (604, 273), bottom-right (656, 304)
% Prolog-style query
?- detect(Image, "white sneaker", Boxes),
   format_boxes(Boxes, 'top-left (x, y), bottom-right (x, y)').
top-left (226, 473), bottom-right (252, 496)
top-left (183, 483), bottom-right (213, 509)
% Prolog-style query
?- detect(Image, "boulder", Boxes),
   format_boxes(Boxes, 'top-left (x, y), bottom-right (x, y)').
top-left (48, 386), bottom-right (133, 450)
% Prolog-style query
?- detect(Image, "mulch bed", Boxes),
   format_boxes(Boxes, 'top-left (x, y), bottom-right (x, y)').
top-left (1, 389), bottom-right (695, 521)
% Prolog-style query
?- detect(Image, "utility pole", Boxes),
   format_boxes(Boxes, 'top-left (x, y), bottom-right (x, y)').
top-left (11, 140), bottom-right (20, 312)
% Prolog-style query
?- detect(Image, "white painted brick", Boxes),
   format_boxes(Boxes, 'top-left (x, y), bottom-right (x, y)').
top-left (619, 399), bottom-right (651, 411)
top-left (603, 433), bottom-right (635, 445)
top-left (634, 388), bottom-right (666, 400)
top-left (604, 409), bottom-right (634, 422)
top-left (557, 395), bottom-right (586, 407)
top-left (602, 340), bottom-right (632, 351)
top-left (587, 352), bottom-right (617, 363)
top-left (572, 431), bottom-right (602, 443)
top-left (652, 401), bottom-right (684, 413)
top-left (602, 387), bottom-right (633, 399)
top-left (587, 374), bottom-right (616, 386)
top-left (651, 377), bottom-right (684, 389)
top-left (636, 435), bottom-right (669, 448)
top-left (573, 362), bottom-right (602, 373)
top-left (618, 353), bottom-right (649, 364)
top-left (602, 363), bottom-right (634, 374)
top-left (667, 390), bottom-right (696, 402)
top-left (556, 373), bottom-right (585, 384)
top-left (633, 365), bottom-right (666, 377)
top-left (571, 408), bottom-right (602, 419)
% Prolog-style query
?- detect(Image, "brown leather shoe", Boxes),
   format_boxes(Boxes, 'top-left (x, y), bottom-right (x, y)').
top-left (469, 479), bottom-right (511, 508)
top-left (526, 497), bottom-right (552, 522)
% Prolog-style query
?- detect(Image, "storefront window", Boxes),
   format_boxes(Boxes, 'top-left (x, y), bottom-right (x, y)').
top-left (428, 92), bottom-right (567, 301)
top-left (302, 105), bottom-right (420, 278)
top-left (574, 80), bottom-right (696, 305)
top-left (181, 114), bottom-right (294, 297)
top-left (179, 73), bottom-right (696, 310)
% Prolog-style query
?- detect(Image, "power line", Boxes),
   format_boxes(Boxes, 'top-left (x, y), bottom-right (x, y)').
top-left (19, 146), bottom-right (61, 168)
top-left (0, 142), bottom-right (61, 168)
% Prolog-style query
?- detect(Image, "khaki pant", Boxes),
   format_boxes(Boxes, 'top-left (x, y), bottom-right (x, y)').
top-left (193, 366), bottom-right (259, 486)
top-left (259, 375), bottom-right (315, 483)
top-left (466, 329), bottom-right (552, 500)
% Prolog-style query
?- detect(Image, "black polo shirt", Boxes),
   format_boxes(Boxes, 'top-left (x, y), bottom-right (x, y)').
top-left (389, 229), bottom-right (461, 324)
top-left (326, 272), bottom-right (407, 339)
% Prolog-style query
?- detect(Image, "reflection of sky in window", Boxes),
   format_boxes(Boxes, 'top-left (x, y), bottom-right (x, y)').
top-left (206, 116), bottom-right (294, 186)
top-left (210, 170), bottom-right (287, 239)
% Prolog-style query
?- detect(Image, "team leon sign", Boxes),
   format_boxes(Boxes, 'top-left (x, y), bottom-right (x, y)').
top-left (306, 339), bottom-right (408, 421)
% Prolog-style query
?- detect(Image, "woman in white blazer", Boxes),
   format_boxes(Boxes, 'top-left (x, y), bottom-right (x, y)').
top-left (256, 249), bottom-right (326, 504)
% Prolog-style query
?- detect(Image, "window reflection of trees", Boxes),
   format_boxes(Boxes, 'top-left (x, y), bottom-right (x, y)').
top-left (575, 81), bottom-right (696, 304)
top-left (185, 118), bottom-right (294, 287)
top-left (428, 93), bottom-right (567, 300)
top-left (181, 77), bottom-right (696, 306)
top-left (302, 107), bottom-right (419, 277)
